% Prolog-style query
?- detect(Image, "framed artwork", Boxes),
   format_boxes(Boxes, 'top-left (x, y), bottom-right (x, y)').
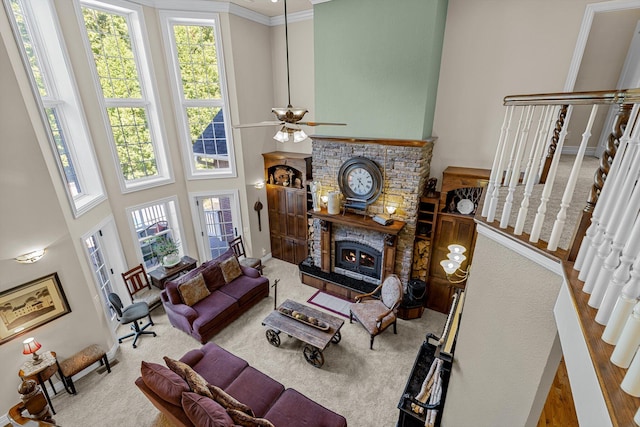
top-left (0, 273), bottom-right (71, 344)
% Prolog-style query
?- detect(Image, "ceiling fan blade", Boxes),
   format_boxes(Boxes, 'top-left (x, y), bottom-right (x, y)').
top-left (297, 121), bottom-right (347, 126)
top-left (233, 121), bottom-right (283, 128)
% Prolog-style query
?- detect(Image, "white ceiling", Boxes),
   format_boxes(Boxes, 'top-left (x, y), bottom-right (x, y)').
top-left (226, 0), bottom-right (313, 17)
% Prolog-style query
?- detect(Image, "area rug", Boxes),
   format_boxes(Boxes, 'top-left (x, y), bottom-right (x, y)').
top-left (307, 290), bottom-right (352, 318)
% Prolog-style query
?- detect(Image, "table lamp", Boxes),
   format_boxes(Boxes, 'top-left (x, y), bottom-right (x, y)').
top-left (23, 337), bottom-right (42, 364)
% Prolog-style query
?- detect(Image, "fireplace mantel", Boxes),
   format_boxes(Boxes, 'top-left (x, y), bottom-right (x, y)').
top-left (308, 208), bottom-right (405, 235)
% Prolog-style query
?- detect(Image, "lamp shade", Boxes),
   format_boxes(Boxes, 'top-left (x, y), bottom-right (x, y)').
top-left (448, 244), bottom-right (467, 255)
top-left (22, 337), bottom-right (41, 355)
top-left (440, 259), bottom-right (460, 275)
top-left (273, 126), bottom-right (289, 143)
top-left (447, 253), bottom-right (467, 264)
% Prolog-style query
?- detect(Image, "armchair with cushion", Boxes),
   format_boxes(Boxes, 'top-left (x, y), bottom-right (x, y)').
top-left (349, 274), bottom-right (403, 349)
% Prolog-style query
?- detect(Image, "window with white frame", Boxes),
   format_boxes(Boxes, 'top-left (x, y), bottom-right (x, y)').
top-left (127, 198), bottom-right (183, 270)
top-left (160, 11), bottom-right (236, 179)
top-left (79, 0), bottom-right (172, 192)
top-left (5, 0), bottom-right (106, 217)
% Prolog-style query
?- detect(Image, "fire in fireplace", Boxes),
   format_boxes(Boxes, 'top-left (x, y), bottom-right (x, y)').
top-left (335, 241), bottom-right (382, 280)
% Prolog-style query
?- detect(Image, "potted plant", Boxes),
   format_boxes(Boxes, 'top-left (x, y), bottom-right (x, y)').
top-left (154, 236), bottom-right (181, 267)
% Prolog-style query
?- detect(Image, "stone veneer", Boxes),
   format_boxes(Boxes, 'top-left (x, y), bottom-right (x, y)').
top-left (309, 136), bottom-right (434, 286)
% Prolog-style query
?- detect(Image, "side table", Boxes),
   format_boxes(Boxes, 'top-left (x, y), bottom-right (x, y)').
top-left (148, 256), bottom-right (197, 289)
top-left (19, 351), bottom-right (60, 414)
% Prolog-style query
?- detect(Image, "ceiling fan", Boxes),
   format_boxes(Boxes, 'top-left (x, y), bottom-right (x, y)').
top-left (234, 0), bottom-right (346, 142)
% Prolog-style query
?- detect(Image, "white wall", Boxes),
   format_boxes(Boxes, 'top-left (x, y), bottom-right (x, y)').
top-left (431, 0), bottom-right (595, 185)
top-left (442, 229), bottom-right (563, 426)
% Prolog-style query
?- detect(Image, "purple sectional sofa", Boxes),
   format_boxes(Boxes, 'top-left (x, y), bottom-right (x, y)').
top-left (135, 342), bottom-right (348, 427)
top-left (161, 249), bottom-right (269, 343)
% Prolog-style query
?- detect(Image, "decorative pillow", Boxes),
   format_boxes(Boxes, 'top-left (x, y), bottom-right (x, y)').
top-left (164, 356), bottom-right (214, 398)
top-left (182, 392), bottom-right (235, 427)
top-left (220, 256), bottom-right (243, 283)
top-left (140, 361), bottom-right (189, 407)
top-left (227, 408), bottom-right (275, 427)
top-left (207, 384), bottom-right (254, 416)
top-left (178, 273), bottom-right (210, 306)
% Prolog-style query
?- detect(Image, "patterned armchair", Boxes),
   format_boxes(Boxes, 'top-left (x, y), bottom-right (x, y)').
top-left (349, 274), bottom-right (403, 349)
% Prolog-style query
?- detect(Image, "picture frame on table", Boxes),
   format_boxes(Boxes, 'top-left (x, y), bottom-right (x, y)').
top-left (0, 272), bottom-right (71, 344)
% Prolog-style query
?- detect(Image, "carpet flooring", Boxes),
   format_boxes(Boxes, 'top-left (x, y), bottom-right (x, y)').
top-left (48, 258), bottom-right (447, 427)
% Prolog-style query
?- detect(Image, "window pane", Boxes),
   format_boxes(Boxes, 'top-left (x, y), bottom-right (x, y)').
top-left (107, 107), bottom-right (156, 180)
top-left (10, 0), bottom-right (47, 96)
top-left (188, 107), bottom-right (229, 171)
top-left (82, 7), bottom-right (141, 99)
top-left (173, 24), bottom-right (220, 99)
top-left (130, 203), bottom-right (181, 270)
top-left (46, 108), bottom-right (81, 196)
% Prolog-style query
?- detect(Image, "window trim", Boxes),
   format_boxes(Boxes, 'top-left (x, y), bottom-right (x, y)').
top-left (76, 0), bottom-right (175, 193)
top-left (4, 0), bottom-right (107, 217)
top-left (125, 195), bottom-right (186, 271)
top-left (159, 10), bottom-right (237, 180)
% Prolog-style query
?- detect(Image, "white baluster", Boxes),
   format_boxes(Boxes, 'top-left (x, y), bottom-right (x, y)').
top-left (521, 107), bottom-right (547, 187)
top-left (576, 104), bottom-right (640, 275)
top-left (596, 221), bottom-right (640, 325)
top-left (622, 348), bottom-right (640, 397)
top-left (515, 106), bottom-right (553, 235)
top-left (612, 301), bottom-right (640, 368)
top-left (483, 106), bottom-right (513, 218)
top-left (487, 107), bottom-right (517, 223)
top-left (603, 275), bottom-right (640, 345)
top-left (547, 105), bottom-right (599, 251)
top-left (583, 119), bottom-right (640, 293)
top-left (530, 106), bottom-right (573, 243)
top-left (501, 106), bottom-right (534, 228)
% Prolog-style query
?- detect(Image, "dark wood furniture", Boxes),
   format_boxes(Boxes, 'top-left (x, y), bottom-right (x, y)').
top-left (263, 152), bottom-right (312, 265)
top-left (19, 351), bottom-right (60, 414)
top-left (148, 256), bottom-right (197, 289)
top-left (262, 299), bottom-right (344, 368)
top-left (121, 263), bottom-right (162, 311)
top-left (426, 167), bottom-right (490, 313)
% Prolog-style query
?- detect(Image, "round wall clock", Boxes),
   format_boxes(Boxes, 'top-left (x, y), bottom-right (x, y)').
top-left (337, 157), bottom-right (383, 204)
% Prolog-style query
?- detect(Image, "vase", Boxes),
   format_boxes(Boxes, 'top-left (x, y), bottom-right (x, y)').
top-left (162, 253), bottom-right (180, 268)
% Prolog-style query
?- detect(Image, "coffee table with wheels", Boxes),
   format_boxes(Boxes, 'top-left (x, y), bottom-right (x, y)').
top-left (262, 299), bottom-right (344, 368)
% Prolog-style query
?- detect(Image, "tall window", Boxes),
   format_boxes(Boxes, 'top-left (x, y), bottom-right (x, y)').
top-left (160, 12), bottom-right (236, 179)
top-left (80, 0), bottom-right (172, 192)
top-left (5, 0), bottom-right (106, 216)
top-left (127, 198), bottom-right (183, 270)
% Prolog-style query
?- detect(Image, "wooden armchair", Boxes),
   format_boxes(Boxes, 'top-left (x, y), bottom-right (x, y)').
top-left (349, 274), bottom-right (404, 349)
top-left (121, 264), bottom-right (161, 312)
top-left (228, 235), bottom-right (264, 275)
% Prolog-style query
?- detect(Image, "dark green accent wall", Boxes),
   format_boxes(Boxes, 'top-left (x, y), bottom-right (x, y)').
top-left (314, 0), bottom-right (448, 140)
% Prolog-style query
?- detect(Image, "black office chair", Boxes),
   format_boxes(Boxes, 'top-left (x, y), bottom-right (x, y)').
top-left (108, 293), bottom-right (156, 348)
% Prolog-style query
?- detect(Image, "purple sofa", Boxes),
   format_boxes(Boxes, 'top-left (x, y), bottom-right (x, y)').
top-left (161, 249), bottom-right (269, 343)
top-left (135, 342), bottom-right (347, 427)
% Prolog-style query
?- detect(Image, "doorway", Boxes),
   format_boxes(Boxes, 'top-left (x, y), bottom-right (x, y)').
top-left (192, 190), bottom-right (242, 261)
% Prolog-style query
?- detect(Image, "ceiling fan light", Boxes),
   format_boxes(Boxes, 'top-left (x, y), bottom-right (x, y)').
top-left (293, 129), bottom-right (307, 143)
top-left (273, 127), bottom-right (289, 143)
top-left (272, 107), bottom-right (308, 123)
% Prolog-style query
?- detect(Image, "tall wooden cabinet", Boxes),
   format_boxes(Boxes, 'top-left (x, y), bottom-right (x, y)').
top-left (263, 152), bottom-right (312, 265)
top-left (426, 167), bottom-right (490, 313)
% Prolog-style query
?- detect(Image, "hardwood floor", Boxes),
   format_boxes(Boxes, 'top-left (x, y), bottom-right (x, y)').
top-left (537, 357), bottom-right (579, 427)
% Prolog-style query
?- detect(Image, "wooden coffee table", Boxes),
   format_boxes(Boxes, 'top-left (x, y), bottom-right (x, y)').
top-left (262, 299), bottom-right (344, 368)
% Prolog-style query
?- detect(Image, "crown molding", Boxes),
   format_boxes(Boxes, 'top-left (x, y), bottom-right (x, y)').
top-left (129, 0), bottom-right (312, 26)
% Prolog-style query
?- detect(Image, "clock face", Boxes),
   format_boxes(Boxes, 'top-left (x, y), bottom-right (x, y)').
top-left (347, 167), bottom-right (374, 195)
top-left (338, 157), bottom-right (383, 204)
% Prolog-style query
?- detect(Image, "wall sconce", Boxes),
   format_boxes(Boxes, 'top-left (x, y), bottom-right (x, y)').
top-left (440, 244), bottom-right (470, 283)
top-left (22, 337), bottom-right (43, 364)
top-left (385, 205), bottom-right (397, 215)
top-left (15, 249), bottom-right (46, 264)
top-left (254, 180), bottom-right (265, 189)
top-left (321, 195), bottom-right (328, 207)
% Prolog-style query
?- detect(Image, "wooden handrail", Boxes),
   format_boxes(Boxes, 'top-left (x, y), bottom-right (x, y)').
top-left (504, 88), bottom-right (640, 106)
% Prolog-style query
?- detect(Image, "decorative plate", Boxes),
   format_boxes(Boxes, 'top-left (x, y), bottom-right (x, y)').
top-left (457, 198), bottom-right (475, 215)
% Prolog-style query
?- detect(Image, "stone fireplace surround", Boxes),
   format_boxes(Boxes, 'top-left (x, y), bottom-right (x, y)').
top-left (304, 136), bottom-right (434, 293)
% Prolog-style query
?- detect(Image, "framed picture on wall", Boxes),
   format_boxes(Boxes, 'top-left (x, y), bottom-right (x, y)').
top-left (0, 273), bottom-right (71, 344)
